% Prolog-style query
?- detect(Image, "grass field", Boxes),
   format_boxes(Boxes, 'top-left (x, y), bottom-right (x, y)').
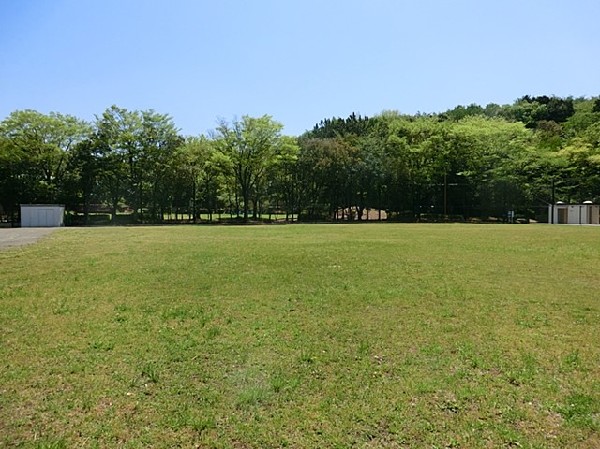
top-left (1, 224), bottom-right (599, 448)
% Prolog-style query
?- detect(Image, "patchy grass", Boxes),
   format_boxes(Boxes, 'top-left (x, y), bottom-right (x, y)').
top-left (0, 224), bottom-right (599, 448)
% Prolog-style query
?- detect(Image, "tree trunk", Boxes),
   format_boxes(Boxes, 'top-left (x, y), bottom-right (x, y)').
top-left (242, 190), bottom-right (249, 220)
top-left (111, 203), bottom-right (118, 225)
top-left (192, 176), bottom-right (196, 222)
top-left (83, 189), bottom-right (90, 226)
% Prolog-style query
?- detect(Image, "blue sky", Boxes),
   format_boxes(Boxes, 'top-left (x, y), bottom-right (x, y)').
top-left (1, 0), bottom-right (599, 136)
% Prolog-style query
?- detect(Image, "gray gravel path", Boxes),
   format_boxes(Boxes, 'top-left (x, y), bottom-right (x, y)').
top-left (0, 228), bottom-right (60, 251)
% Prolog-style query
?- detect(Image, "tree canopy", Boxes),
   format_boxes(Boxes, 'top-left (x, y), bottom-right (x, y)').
top-left (1, 95), bottom-right (599, 224)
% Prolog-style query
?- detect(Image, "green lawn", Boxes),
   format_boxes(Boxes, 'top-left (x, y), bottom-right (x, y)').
top-left (1, 224), bottom-right (599, 448)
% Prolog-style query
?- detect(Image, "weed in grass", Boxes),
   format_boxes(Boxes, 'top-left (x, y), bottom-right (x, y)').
top-left (440, 308), bottom-right (457, 319)
top-left (457, 342), bottom-right (484, 370)
top-left (114, 303), bottom-right (130, 313)
top-left (51, 299), bottom-right (69, 315)
top-left (298, 349), bottom-right (315, 364)
top-left (439, 399), bottom-right (460, 414)
top-left (140, 362), bottom-right (160, 384)
top-left (205, 325), bottom-right (220, 339)
top-left (357, 339), bottom-right (370, 357)
top-left (517, 312), bottom-right (549, 328)
top-left (165, 406), bottom-right (193, 431)
top-left (236, 386), bottom-right (270, 408)
top-left (505, 351), bottom-right (540, 386)
top-left (269, 370), bottom-right (300, 394)
top-left (162, 306), bottom-right (198, 322)
top-left (33, 438), bottom-right (68, 449)
top-left (191, 415), bottom-right (216, 434)
top-left (573, 313), bottom-right (589, 325)
top-left (89, 340), bottom-right (114, 351)
top-left (270, 371), bottom-right (286, 393)
top-left (501, 406), bottom-right (528, 424)
top-left (520, 352), bottom-right (539, 378)
top-left (559, 393), bottom-right (600, 430)
top-left (67, 362), bottom-right (85, 375)
top-left (414, 380), bottom-right (436, 395)
top-left (561, 351), bottom-right (582, 372)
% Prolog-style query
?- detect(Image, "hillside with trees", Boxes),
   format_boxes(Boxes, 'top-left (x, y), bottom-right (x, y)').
top-left (1, 96), bottom-right (599, 224)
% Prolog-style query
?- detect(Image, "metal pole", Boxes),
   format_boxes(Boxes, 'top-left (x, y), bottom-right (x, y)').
top-left (551, 178), bottom-right (555, 224)
top-left (443, 173), bottom-right (447, 216)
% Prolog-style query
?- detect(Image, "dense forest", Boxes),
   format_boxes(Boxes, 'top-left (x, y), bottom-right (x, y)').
top-left (1, 95), bottom-right (599, 224)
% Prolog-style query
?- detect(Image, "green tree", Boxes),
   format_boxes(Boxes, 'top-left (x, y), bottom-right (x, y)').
top-left (214, 115), bottom-right (284, 220)
top-left (0, 110), bottom-right (90, 217)
top-left (94, 106), bottom-right (140, 221)
top-left (177, 136), bottom-right (231, 221)
top-left (94, 106), bottom-right (181, 223)
top-left (139, 110), bottom-right (182, 221)
top-left (510, 95), bottom-right (575, 128)
top-left (565, 97), bottom-right (600, 135)
top-left (266, 135), bottom-right (300, 220)
top-left (65, 136), bottom-right (106, 224)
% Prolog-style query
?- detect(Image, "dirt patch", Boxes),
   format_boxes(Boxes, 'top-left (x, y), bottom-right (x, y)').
top-left (0, 228), bottom-right (60, 251)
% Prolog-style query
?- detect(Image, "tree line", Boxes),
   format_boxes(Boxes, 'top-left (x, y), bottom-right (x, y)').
top-left (1, 96), bottom-right (599, 224)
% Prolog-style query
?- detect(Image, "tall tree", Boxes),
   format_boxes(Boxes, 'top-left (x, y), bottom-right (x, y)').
top-left (266, 135), bottom-right (300, 220)
top-left (214, 115), bottom-right (284, 220)
top-left (94, 106), bottom-right (181, 222)
top-left (139, 110), bottom-right (182, 221)
top-left (177, 136), bottom-right (231, 221)
top-left (65, 136), bottom-right (106, 224)
top-left (0, 110), bottom-right (90, 215)
top-left (94, 106), bottom-right (141, 221)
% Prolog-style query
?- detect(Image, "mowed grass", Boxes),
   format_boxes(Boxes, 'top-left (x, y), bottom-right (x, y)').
top-left (0, 224), bottom-right (599, 449)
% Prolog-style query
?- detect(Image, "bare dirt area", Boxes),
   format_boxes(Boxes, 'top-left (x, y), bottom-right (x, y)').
top-left (0, 228), bottom-right (60, 251)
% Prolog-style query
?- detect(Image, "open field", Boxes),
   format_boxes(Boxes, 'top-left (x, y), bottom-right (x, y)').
top-left (1, 224), bottom-right (599, 448)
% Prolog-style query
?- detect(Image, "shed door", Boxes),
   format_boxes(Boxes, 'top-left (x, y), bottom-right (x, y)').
top-left (557, 208), bottom-right (568, 224)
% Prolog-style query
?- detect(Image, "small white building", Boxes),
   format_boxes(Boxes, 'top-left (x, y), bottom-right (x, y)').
top-left (548, 202), bottom-right (600, 225)
top-left (20, 204), bottom-right (65, 227)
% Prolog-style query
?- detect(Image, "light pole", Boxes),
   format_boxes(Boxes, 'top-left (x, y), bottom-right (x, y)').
top-left (550, 178), bottom-right (555, 224)
top-left (443, 172), bottom-right (447, 216)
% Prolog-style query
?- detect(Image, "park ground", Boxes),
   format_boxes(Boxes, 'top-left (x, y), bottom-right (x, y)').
top-left (0, 224), bottom-right (598, 448)
top-left (0, 228), bottom-right (59, 251)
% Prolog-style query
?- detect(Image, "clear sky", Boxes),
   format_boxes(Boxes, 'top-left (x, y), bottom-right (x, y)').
top-left (1, 0), bottom-right (599, 136)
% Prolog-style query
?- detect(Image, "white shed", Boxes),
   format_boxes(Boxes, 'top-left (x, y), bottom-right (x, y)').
top-left (21, 204), bottom-right (65, 227)
top-left (548, 202), bottom-right (600, 225)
